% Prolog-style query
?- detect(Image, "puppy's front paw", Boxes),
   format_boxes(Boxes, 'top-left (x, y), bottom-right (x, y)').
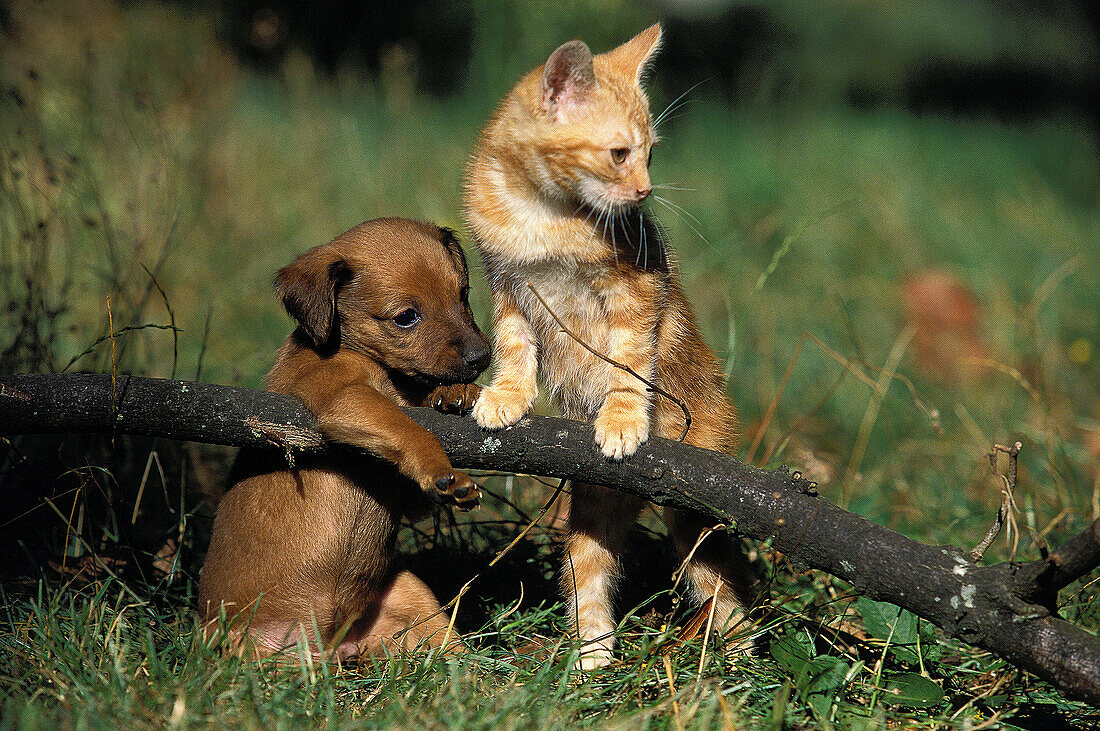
top-left (471, 385), bottom-right (531, 430)
top-left (427, 470), bottom-right (481, 511)
top-left (428, 383), bottom-right (480, 414)
top-left (594, 406), bottom-right (649, 460)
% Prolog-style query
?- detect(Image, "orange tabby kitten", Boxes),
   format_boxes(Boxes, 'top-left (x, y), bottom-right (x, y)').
top-left (465, 24), bottom-right (757, 669)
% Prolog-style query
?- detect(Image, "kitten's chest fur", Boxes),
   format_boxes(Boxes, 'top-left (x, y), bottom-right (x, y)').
top-left (497, 254), bottom-right (648, 419)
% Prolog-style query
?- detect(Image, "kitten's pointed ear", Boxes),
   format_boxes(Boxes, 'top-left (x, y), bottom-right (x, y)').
top-left (275, 248), bottom-right (353, 347)
top-left (605, 23), bottom-right (663, 83)
top-left (540, 40), bottom-right (595, 116)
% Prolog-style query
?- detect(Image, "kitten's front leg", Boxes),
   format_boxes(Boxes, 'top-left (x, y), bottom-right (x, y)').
top-left (593, 276), bottom-right (657, 460)
top-left (473, 290), bottom-right (539, 429)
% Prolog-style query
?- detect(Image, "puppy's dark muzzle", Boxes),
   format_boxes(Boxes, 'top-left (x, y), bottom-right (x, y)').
top-left (462, 343), bottom-right (491, 374)
top-left (432, 336), bottom-right (490, 385)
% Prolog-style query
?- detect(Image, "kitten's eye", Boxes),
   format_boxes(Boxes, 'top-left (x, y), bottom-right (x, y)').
top-left (610, 147), bottom-right (629, 165)
top-left (392, 308), bottom-right (421, 328)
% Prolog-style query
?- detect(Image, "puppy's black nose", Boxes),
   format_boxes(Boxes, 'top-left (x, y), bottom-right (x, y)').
top-left (463, 343), bottom-right (491, 373)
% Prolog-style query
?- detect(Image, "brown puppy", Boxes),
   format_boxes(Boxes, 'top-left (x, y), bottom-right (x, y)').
top-left (198, 218), bottom-right (490, 660)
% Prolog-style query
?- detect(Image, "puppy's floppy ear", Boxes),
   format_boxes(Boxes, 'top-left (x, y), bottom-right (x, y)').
top-left (438, 226), bottom-right (469, 275)
top-left (275, 249), bottom-right (353, 347)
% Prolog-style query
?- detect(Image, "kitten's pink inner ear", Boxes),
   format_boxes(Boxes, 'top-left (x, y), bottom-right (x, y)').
top-left (541, 40), bottom-right (595, 115)
top-left (604, 23), bottom-right (663, 82)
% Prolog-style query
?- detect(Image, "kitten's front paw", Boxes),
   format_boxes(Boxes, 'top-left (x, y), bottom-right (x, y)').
top-left (471, 385), bottom-right (531, 430)
top-left (594, 407), bottom-right (650, 460)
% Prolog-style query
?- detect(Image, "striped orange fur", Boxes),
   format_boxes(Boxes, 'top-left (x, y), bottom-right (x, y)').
top-left (465, 24), bottom-right (758, 669)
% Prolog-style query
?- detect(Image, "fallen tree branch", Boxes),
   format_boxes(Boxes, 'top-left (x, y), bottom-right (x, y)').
top-left (2, 373), bottom-right (1100, 703)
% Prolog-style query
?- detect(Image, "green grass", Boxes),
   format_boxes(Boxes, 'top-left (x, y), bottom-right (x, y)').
top-left (2, 0), bottom-right (1100, 727)
top-left (2, 580), bottom-right (748, 728)
top-left (5, 541), bottom-right (1098, 729)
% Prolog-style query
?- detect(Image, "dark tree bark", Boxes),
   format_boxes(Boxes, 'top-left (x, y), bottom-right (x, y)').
top-left (2, 373), bottom-right (1100, 703)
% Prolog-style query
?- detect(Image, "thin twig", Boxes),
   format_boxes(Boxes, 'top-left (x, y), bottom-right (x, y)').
top-left (195, 306), bottom-right (213, 382)
top-left (670, 522), bottom-right (725, 601)
top-left (488, 478), bottom-right (568, 568)
top-left (697, 577), bottom-right (723, 683)
top-left (662, 653), bottom-right (684, 731)
top-left (141, 263), bottom-right (178, 379)
top-left (971, 442), bottom-right (1022, 562)
top-left (61, 323), bottom-right (179, 373)
top-left (525, 281), bottom-right (691, 442)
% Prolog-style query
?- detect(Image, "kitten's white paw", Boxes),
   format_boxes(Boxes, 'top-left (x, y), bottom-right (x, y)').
top-left (471, 386), bottom-right (531, 429)
top-left (575, 647), bottom-right (614, 672)
top-left (594, 409), bottom-right (649, 460)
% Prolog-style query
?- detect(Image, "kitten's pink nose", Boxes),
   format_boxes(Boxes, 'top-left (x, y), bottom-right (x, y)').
top-left (636, 186), bottom-right (651, 201)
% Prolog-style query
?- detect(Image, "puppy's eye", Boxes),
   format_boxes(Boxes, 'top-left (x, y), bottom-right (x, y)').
top-left (610, 147), bottom-right (629, 165)
top-left (393, 308), bottom-right (421, 328)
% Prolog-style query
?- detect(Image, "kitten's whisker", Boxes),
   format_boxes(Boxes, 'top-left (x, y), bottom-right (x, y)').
top-left (596, 202), bottom-right (618, 266)
top-left (609, 204), bottom-right (619, 266)
top-left (591, 201), bottom-right (605, 233)
top-left (647, 207), bottom-right (670, 249)
top-left (652, 184), bottom-right (696, 192)
top-left (652, 195), bottom-right (715, 252)
top-left (653, 109), bottom-right (692, 127)
top-left (653, 194), bottom-right (705, 228)
top-left (644, 207), bottom-right (668, 267)
top-left (654, 95), bottom-right (689, 129)
top-left (578, 200), bottom-right (600, 228)
top-left (653, 80), bottom-right (705, 129)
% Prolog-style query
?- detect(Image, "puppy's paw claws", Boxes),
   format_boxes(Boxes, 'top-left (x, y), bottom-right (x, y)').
top-left (452, 475), bottom-right (482, 510)
top-left (429, 471), bottom-right (481, 510)
top-left (428, 383), bottom-right (481, 415)
top-left (594, 411), bottom-right (649, 461)
top-left (471, 386), bottom-right (530, 430)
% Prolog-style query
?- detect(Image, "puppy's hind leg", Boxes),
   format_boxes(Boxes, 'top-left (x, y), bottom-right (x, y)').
top-left (340, 570), bottom-right (465, 659)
